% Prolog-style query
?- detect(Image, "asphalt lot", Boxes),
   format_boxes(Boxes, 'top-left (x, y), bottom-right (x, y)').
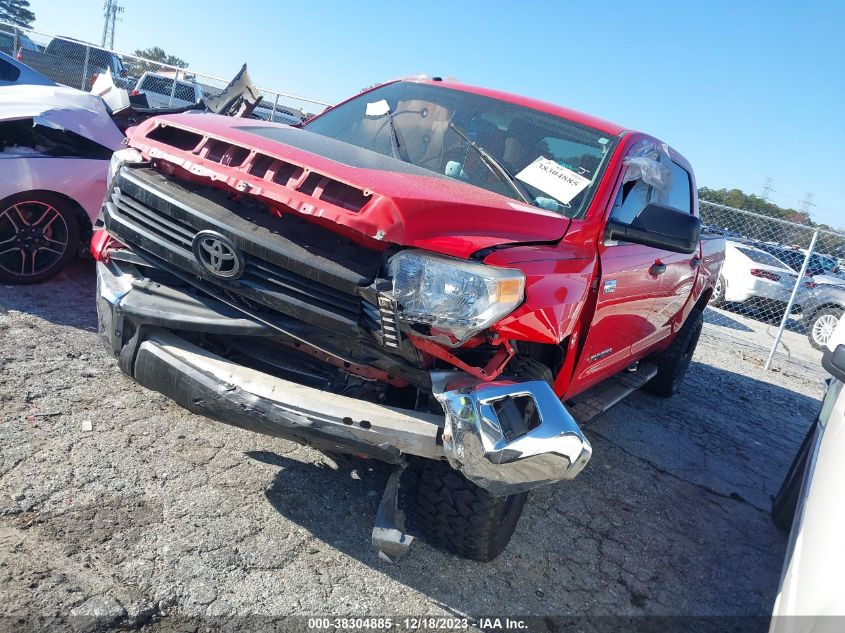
top-left (0, 259), bottom-right (828, 627)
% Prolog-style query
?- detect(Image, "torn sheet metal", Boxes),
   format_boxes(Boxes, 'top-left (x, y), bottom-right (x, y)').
top-left (0, 84), bottom-right (124, 150)
top-left (201, 64), bottom-right (262, 119)
top-left (622, 139), bottom-right (673, 202)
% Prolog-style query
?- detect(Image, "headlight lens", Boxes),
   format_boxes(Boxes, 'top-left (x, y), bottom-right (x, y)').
top-left (390, 250), bottom-right (525, 343)
top-left (107, 147), bottom-right (144, 188)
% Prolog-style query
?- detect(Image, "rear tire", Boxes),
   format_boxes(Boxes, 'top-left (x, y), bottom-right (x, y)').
top-left (0, 192), bottom-right (80, 284)
top-left (413, 459), bottom-right (527, 562)
top-left (644, 309), bottom-right (704, 398)
top-left (807, 307), bottom-right (842, 350)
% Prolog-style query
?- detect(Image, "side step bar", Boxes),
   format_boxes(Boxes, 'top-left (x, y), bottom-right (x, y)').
top-left (566, 363), bottom-right (658, 425)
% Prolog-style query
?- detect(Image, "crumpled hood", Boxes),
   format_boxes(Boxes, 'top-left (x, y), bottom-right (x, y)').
top-left (128, 113), bottom-right (571, 259)
top-left (0, 85), bottom-right (124, 150)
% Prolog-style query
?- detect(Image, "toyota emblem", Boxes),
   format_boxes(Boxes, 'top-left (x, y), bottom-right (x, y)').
top-left (191, 231), bottom-right (244, 279)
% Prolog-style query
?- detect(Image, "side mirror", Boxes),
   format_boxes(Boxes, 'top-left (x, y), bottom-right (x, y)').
top-left (823, 344), bottom-right (845, 383)
top-left (606, 203), bottom-right (701, 254)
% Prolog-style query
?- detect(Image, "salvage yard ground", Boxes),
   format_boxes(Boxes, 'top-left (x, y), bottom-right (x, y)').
top-left (0, 259), bottom-right (827, 625)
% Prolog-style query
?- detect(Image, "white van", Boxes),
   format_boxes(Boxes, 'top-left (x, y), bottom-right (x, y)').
top-left (133, 71), bottom-right (202, 108)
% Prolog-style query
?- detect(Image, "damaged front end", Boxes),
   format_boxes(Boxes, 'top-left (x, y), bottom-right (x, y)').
top-left (95, 258), bottom-right (592, 494)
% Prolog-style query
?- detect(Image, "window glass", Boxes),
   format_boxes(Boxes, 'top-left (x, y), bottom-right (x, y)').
top-left (0, 58), bottom-right (20, 82)
top-left (665, 161), bottom-right (692, 213)
top-left (736, 247), bottom-right (790, 268)
top-left (610, 179), bottom-right (651, 225)
top-left (174, 83), bottom-right (197, 102)
top-left (302, 81), bottom-right (616, 218)
top-left (0, 32), bottom-right (14, 52)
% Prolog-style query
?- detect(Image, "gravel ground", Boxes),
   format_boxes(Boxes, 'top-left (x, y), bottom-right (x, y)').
top-left (0, 259), bottom-right (828, 628)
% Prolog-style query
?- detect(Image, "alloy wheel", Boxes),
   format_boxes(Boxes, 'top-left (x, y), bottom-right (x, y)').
top-left (0, 201), bottom-right (70, 278)
top-left (812, 313), bottom-right (839, 347)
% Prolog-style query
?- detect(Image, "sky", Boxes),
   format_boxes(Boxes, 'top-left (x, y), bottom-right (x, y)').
top-left (25, 0), bottom-right (845, 228)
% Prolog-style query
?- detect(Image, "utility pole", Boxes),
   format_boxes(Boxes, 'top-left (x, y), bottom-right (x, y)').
top-left (761, 177), bottom-right (773, 202)
top-left (101, 0), bottom-right (124, 49)
top-left (800, 192), bottom-right (815, 214)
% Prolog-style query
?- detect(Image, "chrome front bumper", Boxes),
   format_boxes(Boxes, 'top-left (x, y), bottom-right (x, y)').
top-left (96, 261), bottom-right (591, 495)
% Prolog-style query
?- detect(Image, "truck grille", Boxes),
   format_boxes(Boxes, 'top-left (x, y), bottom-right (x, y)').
top-left (104, 167), bottom-right (382, 334)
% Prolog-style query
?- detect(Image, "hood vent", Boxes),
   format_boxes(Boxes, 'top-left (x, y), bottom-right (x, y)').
top-left (145, 124), bottom-right (374, 213)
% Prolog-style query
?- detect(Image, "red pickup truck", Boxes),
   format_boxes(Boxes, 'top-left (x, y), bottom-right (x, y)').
top-left (92, 78), bottom-right (724, 561)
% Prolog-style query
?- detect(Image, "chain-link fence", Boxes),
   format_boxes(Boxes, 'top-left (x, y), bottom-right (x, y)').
top-left (0, 21), bottom-right (330, 120)
top-left (700, 200), bottom-right (845, 375)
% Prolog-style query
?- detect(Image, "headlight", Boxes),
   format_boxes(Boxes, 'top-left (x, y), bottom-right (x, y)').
top-left (389, 250), bottom-right (525, 343)
top-left (107, 147), bottom-right (144, 188)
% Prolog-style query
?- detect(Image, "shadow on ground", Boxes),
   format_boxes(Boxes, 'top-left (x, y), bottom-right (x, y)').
top-left (0, 258), bottom-right (97, 331)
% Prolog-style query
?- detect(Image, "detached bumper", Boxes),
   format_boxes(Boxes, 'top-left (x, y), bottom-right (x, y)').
top-left (97, 260), bottom-right (591, 494)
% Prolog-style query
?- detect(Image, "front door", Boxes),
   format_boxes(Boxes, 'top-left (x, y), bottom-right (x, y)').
top-left (568, 178), bottom-right (665, 395)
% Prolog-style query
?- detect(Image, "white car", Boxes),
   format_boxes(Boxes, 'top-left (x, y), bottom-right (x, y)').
top-left (712, 240), bottom-right (812, 317)
top-left (770, 317), bottom-right (845, 625)
top-left (0, 84), bottom-right (123, 283)
top-left (133, 72), bottom-right (202, 109)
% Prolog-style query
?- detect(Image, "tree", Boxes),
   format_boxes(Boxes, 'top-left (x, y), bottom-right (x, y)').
top-left (698, 186), bottom-right (845, 255)
top-left (126, 46), bottom-right (189, 78)
top-left (0, 0), bottom-right (35, 28)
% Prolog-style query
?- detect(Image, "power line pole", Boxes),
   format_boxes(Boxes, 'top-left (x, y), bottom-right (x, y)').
top-left (101, 0), bottom-right (124, 49)
top-left (800, 192), bottom-right (815, 214)
top-left (761, 177), bottom-right (773, 202)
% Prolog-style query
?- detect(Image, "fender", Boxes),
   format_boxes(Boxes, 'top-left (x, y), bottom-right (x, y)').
top-left (484, 244), bottom-right (597, 344)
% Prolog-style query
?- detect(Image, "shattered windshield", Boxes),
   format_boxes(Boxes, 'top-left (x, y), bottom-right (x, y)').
top-left (304, 81), bottom-right (616, 217)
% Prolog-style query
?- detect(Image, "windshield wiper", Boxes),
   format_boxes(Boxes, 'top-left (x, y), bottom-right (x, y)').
top-left (380, 107), bottom-right (406, 162)
top-left (448, 121), bottom-right (534, 205)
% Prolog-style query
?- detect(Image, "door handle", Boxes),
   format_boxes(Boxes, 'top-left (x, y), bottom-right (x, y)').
top-left (649, 262), bottom-right (667, 275)
top-left (690, 257), bottom-right (702, 268)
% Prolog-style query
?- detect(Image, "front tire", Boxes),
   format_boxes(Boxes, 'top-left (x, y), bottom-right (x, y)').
top-left (807, 308), bottom-right (842, 350)
top-left (0, 192), bottom-right (80, 284)
top-left (644, 309), bottom-right (704, 398)
top-left (413, 459), bottom-right (527, 562)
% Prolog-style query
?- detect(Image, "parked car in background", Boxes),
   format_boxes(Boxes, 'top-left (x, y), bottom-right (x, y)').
top-left (757, 243), bottom-right (845, 288)
top-left (803, 284), bottom-right (845, 349)
top-left (0, 51), bottom-right (55, 87)
top-left (16, 36), bottom-right (128, 91)
top-left (132, 71), bottom-right (202, 108)
top-left (0, 84), bottom-right (123, 283)
top-left (250, 104), bottom-right (302, 125)
top-left (712, 240), bottom-right (811, 318)
top-left (770, 316), bottom-right (845, 624)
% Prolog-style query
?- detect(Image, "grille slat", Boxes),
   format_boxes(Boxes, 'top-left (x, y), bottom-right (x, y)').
top-left (113, 191), bottom-right (194, 248)
top-left (106, 170), bottom-right (368, 332)
top-left (244, 259), bottom-right (360, 314)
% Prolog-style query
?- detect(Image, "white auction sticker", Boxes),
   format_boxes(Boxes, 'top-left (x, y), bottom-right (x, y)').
top-left (365, 99), bottom-right (390, 117)
top-left (515, 157), bottom-right (590, 204)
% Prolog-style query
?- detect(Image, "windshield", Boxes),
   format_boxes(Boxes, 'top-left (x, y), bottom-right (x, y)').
top-left (304, 81), bottom-right (616, 217)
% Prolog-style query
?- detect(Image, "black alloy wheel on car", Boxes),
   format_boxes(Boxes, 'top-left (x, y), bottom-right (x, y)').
top-left (0, 193), bottom-right (80, 284)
